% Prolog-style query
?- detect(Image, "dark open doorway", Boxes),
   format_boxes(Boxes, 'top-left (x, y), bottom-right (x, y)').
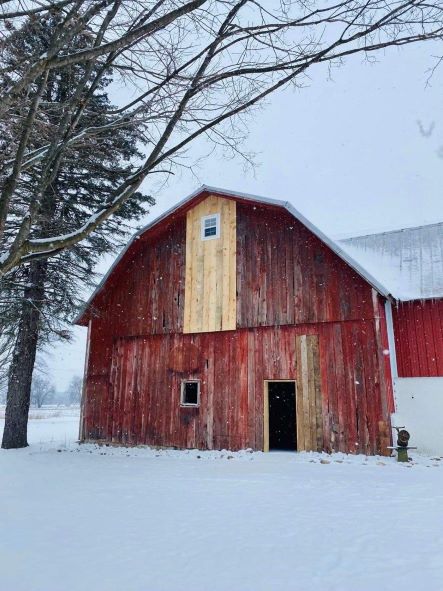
top-left (268, 381), bottom-right (297, 451)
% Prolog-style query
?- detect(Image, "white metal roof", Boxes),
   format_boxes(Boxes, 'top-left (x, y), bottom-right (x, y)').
top-left (340, 222), bottom-right (443, 301)
top-left (74, 185), bottom-right (393, 324)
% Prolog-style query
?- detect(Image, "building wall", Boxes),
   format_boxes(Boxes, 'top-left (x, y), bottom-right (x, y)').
top-left (236, 203), bottom-right (378, 327)
top-left (80, 197), bottom-right (393, 454)
top-left (93, 216), bottom-right (187, 338)
top-left (82, 321), bottom-right (391, 455)
top-left (393, 377), bottom-right (443, 455)
top-left (393, 300), bottom-right (443, 377)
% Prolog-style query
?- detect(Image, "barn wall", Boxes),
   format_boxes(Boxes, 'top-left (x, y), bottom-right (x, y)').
top-left (393, 377), bottom-right (443, 455)
top-left (92, 216), bottom-right (186, 337)
top-left (80, 197), bottom-right (393, 454)
top-left (236, 203), bottom-right (377, 327)
top-left (393, 300), bottom-right (443, 377)
top-left (81, 322), bottom-right (391, 455)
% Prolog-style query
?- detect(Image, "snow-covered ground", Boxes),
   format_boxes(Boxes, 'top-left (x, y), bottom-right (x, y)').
top-left (1, 409), bottom-right (443, 591)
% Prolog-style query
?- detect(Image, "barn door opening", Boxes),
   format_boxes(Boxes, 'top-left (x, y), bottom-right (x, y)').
top-left (264, 381), bottom-right (297, 451)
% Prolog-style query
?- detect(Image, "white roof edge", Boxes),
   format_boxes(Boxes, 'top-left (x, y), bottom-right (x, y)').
top-left (393, 294), bottom-right (443, 302)
top-left (340, 219), bottom-right (443, 241)
top-left (74, 184), bottom-right (392, 324)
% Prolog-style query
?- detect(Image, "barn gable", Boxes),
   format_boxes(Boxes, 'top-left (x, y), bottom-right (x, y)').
top-left (76, 185), bottom-right (390, 328)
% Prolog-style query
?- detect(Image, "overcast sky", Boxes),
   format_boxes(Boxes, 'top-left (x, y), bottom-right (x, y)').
top-left (47, 41), bottom-right (443, 391)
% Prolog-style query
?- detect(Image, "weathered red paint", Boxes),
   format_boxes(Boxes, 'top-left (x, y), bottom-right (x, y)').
top-left (393, 299), bottom-right (443, 377)
top-left (236, 203), bottom-right (378, 326)
top-left (78, 190), bottom-right (393, 454)
top-left (82, 322), bottom-right (390, 454)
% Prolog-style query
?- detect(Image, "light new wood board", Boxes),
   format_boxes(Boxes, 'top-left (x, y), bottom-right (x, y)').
top-left (183, 195), bottom-right (236, 333)
top-left (296, 334), bottom-right (323, 451)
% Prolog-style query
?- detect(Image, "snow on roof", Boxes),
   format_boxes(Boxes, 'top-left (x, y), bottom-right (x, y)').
top-left (340, 222), bottom-right (443, 301)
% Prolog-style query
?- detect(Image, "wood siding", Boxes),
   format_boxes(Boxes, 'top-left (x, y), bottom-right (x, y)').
top-left (236, 203), bottom-right (376, 327)
top-left (90, 217), bottom-right (186, 338)
top-left (80, 193), bottom-right (393, 455)
top-left (393, 299), bottom-right (443, 377)
top-left (82, 322), bottom-right (391, 455)
top-left (183, 195), bottom-right (236, 333)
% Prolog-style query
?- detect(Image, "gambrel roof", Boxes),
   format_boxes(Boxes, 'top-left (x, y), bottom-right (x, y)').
top-left (340, 222), bottom-right (443, 301)
top-left (75, 185), bottom-right (397, 324)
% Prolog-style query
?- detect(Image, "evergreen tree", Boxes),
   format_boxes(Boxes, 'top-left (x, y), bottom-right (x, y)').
top-left (1, 15), bottom-right (153, 448)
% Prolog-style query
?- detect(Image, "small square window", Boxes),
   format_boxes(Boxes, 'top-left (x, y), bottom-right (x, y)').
top-left (181, 380), bottom-right (200, 406)
top-left (201, 213), bottom-right (220, 240)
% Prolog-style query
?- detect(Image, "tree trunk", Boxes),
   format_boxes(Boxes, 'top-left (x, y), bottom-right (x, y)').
top-left (1, 261), bottom-right (47, 449)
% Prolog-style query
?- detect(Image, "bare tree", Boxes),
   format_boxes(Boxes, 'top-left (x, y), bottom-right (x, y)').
top-left (1, 0), bottom-right (443, 277)
top-left (30, 374), bottom-right (55, 408)
top-left (66, 375), bottom-right (83, 406)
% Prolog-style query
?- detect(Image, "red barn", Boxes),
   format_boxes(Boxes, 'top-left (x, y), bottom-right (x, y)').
top-left (341, 223), bottom-right (443, 454)
top-left (76, 186), bottom-right (398, 455)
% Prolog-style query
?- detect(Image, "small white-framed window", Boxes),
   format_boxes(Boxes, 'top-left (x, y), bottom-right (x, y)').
top-left (201, 213), bottom-right (220, 240)
top-left (180, 380), bottom-right (200, 407)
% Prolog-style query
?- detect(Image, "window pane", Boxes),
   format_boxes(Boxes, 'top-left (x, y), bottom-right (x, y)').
top-left (183, 382), bottom-right (199, 405)
top-left (204, 226), bottom-right (217, 237)
top-left (201, 214), bottom-right (219, 240)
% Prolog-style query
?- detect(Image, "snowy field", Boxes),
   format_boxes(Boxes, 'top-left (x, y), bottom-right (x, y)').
top-left (1, 409), bottom-right (443, 591)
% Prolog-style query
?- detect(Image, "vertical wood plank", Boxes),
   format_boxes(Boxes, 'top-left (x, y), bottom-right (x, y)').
top-left (295, 335), bottom-right (304, 450)
top-left (183, 196), bottom-right (236, 334)
top-left (296, 334), bottom-right (323, 452)
top-left (311, 336), bottom-right (324, 451)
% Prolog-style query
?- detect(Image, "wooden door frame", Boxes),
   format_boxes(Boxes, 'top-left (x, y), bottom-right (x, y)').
top-left (263, 379), bottom-right (297, 452)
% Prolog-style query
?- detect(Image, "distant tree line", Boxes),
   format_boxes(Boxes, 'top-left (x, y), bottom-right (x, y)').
top-left (0, 373), bottom-right (82, 408)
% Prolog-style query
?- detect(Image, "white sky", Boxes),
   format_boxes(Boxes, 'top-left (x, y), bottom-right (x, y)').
top-left (46, 41), bottom-right (443, 391)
